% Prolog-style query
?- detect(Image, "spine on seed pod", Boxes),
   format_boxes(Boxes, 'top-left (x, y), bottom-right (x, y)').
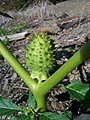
top-left (25, 33), bottom-right (55, 83)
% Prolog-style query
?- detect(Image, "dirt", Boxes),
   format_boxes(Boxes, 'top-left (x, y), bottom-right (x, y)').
top-left (0, 0), bottom-right (90, 120)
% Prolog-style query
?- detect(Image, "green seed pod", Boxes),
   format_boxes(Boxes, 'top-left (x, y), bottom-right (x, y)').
top-left (25, 33), bottom-right (55, 83)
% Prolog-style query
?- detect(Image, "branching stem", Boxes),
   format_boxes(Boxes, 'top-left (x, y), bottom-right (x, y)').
top-left (0, 40), bottom-right (37, 93)
top-left (0, 40), bottom-right (90, 112)
top-left (38, 40), bottom-right (90, 95)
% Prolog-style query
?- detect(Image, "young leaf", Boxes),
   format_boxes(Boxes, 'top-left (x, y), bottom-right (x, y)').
top-left (64, 110), bottom-right (72, 119)
top-left (11, 115), bottom-right (34, 120)
top-left (0, 96), bottom-right (23, 116)
top-left (65, 80), bottom-right (90, 109)
top-left (39, 112), bottom-right (71, 120)
top-left (0, 11), bottom-right (13, 19)
top-left (28, 91), bottom-right (36, 109)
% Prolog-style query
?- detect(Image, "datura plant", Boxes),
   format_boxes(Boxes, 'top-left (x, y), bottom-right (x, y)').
top-left (0, 33), bottom-right (90, 119)
top-left (25, 34), bottom-right (55, 83)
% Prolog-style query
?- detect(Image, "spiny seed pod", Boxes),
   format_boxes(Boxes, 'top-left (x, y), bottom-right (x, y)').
top-left (25, 33), bottom-right (55, 83)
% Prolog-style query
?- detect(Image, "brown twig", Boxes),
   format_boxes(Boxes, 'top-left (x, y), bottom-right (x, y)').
top-left (0, 31), bottom-right (30, 41)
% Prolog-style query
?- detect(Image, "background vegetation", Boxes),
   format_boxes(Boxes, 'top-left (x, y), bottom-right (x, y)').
top-left (0, 0), bottom-right (68, 11)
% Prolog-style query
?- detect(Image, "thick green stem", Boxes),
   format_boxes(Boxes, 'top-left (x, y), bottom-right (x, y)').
top-left (34, 92), bottom-right (46, 112)
top-left (0, 40), bottom-right (46, 112)
top-left (0, 40), bottom-right (90, 112)
top-left (0, 40), bottom-right (37, 93)
top-left (38, 40), bottom-right (90, 95)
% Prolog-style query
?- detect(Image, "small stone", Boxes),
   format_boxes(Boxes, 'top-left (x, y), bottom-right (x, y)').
top-left (73, 114), bottom-right (90, 120)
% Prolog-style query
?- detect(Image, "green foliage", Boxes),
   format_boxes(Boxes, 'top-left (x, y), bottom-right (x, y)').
top-left (0, 27), bottom-right (10, 46)
top-left (0, 91), bottom-right (72, 119)
top-left (39, 111), bottom-right (72, 120)
top-left (0, 93), bottom-right (36, 118)
top-left (16, 0), bottom-right (31, 10)
top-left (66, 80), bottom-right (90, 109)
top-left (0, 31), bottom-right (90, 119)
top-left (0, 96), bottom-right (23, 116)
top-left (8, 22), bottom-right (28, 34)
top-left (25, 33), bottom-right (55, 82)
top-left (11, 115), bottom-right (34, 120)
top-left (0, 27), bottom-right (8, 36)
top-left (28, 91), bottom-right (36, 109)
top-left (0, 22), bottom-right (28, 35)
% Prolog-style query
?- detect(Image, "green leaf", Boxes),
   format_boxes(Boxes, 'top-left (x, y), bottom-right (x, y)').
top-left (0, 11), bottom-right (13, 18)
top-left (28, 91), bottom-right (36, 109)
top-left (39, 112), bottom-right (72, 120)
top-left (0, 96), bottom-right (23, 116)
top-left (65, 80), bottom-right (90, 109)
top-left (11, 115), bottom-right (34, 120)
top-left (0, 27), bottom-right (7, 36)
top-left (63, 110), bottom-right (72, 120)
top-left (11, 115), bottom-right (33, 120)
